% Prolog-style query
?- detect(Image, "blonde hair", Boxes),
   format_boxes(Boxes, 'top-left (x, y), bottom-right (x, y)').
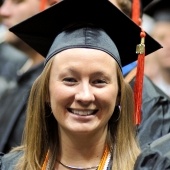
top-left (110, 66), bottom-right (140, 170)
top-left (15, 57), bottom-right (140, 170)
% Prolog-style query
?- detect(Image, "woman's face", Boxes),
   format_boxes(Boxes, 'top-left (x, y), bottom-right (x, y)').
top-left (49, 48), bottom-right (119, 135)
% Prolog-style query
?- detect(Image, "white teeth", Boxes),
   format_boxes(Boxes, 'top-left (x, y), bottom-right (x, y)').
top-left (71, 110), bottom-right (94, 116)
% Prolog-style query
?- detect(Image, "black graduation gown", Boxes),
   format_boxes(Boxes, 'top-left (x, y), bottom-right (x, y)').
top-left (0, 43), bottom-right (27, 98)
top-left (150, 133), bottom-right (170, 157)
top-left (1, 148), bottom-right (170, 170)
top-left (134, 133), bottom-right (170, 170)
top-left (134, 149), bottom-right (170, 170)
top-left (136, 76), bottom-right (170, 149)
top-left (0, 63), bottom-right (43, 153)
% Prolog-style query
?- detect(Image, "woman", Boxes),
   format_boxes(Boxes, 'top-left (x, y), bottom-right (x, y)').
top-left (0, 0), bottom-right (161, 169)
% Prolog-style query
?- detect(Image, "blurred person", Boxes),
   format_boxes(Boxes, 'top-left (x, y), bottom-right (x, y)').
top-left (107, 0), bottom-right (170, 168)
top-left (135, 0), bottom-right (170, 149)
top-left (0, 16), bottom-right (6, 43)
top-left (144, 0), bottom-right (170, 97)
top-left (122, 0), bottom-right (170, 150)
top-left (134, 132), bottom-right (170, 170)
top-left (0, 0), bottom-right (162, 169)
top-left (0, 0), bottom-right (60, 153)
top-left (142, 13), bottom-right (155, 34)
top-left (0, 15), bottom-right (27, 98)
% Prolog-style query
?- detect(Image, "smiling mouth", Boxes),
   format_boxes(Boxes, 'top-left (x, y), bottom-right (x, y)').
top-left (67, 108), bottom-right (98, 116)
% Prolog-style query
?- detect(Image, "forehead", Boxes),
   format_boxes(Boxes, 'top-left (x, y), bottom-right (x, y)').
top-left (51, 48), bottom-right (118, 71)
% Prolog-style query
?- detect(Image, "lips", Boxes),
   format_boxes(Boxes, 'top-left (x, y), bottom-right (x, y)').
top-left (67, 108), bottom-right (98, 116)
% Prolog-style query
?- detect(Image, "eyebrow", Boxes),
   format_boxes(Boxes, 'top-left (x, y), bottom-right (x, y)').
top-left (63, 67), bottom-right (111, 78)
top-left (90, 71), bottom-right (110, 78)
top-left (61, 67), bottom-right (79, 76)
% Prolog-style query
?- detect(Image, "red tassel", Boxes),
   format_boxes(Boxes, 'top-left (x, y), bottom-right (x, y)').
top-left (40, 0), bottom-right (48, 11)
top-left (134, 31), bottom-right (146, 125)
top-left (132, 0), bottom-right (141, 25)
top-left (132, 0), bottom-right (144, 125)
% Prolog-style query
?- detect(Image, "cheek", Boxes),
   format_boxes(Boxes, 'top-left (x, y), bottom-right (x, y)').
top-left (97, 86), bottom-right (118, 112)
top-left (96, 91), bottom-right (118, 126)
top-left (49, 83), bottom-right (74, 108)
top-left (50, 85), bottom-right (64, 104)
top-left (105, 93), bottom-right (117, 111)
top-left (49, 85), bottom-right (67, 120)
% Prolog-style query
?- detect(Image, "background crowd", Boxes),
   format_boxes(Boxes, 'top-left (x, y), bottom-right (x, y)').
top-left (0, 0), bottom-right (170, 169)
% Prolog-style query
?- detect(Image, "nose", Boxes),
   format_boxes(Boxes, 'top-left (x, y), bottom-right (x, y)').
top-left (0, 1), bottom-right (11, 18)
top-left (75, 83), bottom-right (95, 104)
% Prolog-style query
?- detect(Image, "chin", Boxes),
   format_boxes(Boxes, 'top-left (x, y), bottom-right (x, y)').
top-left (5, 32), bottom-right (19, 44)
top-left (67, 125), bottom-right (98, 134)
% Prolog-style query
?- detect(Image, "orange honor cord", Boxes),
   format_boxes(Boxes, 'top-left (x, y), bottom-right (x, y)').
top-left (41, 150), bottom-right (49, 170)
top-left (98, 145), bottom-right (110, 170)
top-left (41, 146), bottom-right (111, 170)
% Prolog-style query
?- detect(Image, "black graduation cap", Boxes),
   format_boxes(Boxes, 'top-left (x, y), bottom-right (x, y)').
top-left (9, 0), bottom-right (161, 68)
top-left (0, 0), bottom-right (3, 6)
top-left (144, 0), bottom-right (170, 21)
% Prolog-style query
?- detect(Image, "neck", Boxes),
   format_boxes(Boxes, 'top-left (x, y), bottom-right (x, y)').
top-left (58, 129), bottom-right (108, 168)
top-left (56, 145), bottom-right (110, 170)
top-left (161, 68), bottom-right (170, 84)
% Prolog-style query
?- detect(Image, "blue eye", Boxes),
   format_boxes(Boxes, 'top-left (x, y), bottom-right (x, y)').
top-left (13, 0), bottom-right (24, 4)
top-left (63, 77), bottom-right (77, 85)
top-left (94, 79), bottom-right (106, 83)
top-left (93, 79), bottom-right (107, 87)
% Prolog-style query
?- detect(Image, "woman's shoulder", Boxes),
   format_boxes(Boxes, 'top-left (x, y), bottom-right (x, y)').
top-left (0, 150), bottom-right (23, 170)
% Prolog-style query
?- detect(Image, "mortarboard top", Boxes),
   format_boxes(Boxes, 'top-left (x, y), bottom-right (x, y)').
top-left (9, 0), bottom-right (162, 68)
top-left (144, 0), bottom-right (170, 21)
top-left (0, 0), bottom-right (3, 7)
